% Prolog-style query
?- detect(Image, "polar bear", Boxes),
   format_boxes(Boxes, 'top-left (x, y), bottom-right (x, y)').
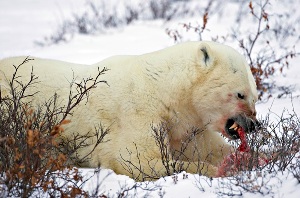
top-left (0, 41), bottom-right (258, 180)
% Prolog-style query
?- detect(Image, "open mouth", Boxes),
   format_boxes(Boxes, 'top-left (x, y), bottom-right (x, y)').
top-left (225, 119), bottom-right (241, 139)
top-left (224, 115), bottom-right (257, 140)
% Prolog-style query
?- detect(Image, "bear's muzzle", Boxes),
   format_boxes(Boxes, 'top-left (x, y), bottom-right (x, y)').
top-left (225, 115), bottom-right (260, 140)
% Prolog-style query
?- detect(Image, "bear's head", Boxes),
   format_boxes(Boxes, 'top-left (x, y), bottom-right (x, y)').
top-left (190, 41), bottom-right (258, 140)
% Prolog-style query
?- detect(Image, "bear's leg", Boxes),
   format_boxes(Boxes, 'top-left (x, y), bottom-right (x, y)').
top-left (113, 142), bottom-right (219, 181)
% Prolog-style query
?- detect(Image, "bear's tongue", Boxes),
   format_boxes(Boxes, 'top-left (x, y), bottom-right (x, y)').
top-left (237, 127), bottom-right (250, 152)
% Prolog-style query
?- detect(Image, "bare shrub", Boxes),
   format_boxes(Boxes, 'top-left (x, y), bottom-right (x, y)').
top-left (166, 11), bottom-right (209, 42)
top-left (235, 0), bottom-right (299, 100)
top-left (116, 182), bottom-right (163, 198)
top-left (289, 155), bottom-right (300, 183)
top-left (35, 21), bottom-right (74, 46)
top-left (58, 124), bottom-right (109, 167)
top-left (37, 1), bottom-right (125, 46)
top-left (149, 0), bottom-right (171, 19)
top-left (151, 123), bottom-right (206, 176)
top-left (166, 0), bottom-right (213, 42)
top-left (0, 57), bottom-right (108, 197)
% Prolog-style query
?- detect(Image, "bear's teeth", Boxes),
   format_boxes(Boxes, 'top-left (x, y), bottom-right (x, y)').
top-left (229, 122), bottom-right (239, 130)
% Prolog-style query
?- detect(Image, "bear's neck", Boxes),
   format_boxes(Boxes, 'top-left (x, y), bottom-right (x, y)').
top-left (139, 50), bottom-right (202, 139)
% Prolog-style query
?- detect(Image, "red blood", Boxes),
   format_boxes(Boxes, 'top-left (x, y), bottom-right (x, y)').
top-left (237, 127), bottom-right (250, 152)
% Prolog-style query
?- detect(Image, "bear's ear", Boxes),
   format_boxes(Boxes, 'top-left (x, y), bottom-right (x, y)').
top-left (198, 43), bottom-right (214, 67)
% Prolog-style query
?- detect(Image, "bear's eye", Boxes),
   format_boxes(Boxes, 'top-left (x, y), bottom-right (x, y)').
top-left (237, 93), bottom-right (245, 100)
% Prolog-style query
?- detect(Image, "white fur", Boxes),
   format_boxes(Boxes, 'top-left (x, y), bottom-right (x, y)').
top-left (0, 41), bottom-right (258, 180)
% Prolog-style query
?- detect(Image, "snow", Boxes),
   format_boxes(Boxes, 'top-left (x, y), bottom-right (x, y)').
top-left (0, 0), bottom-right (299, 197)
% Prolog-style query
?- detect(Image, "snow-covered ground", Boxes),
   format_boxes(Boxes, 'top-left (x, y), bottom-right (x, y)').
top-left (1, 0), bottom-right (300, 197)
